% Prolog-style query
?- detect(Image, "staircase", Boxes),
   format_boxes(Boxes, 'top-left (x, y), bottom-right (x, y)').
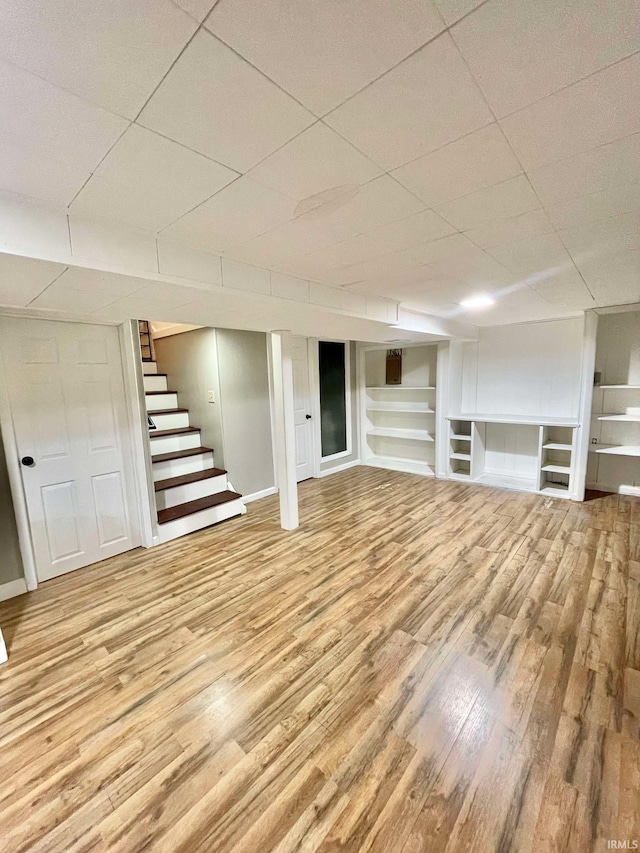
top-left (143, 360), bottom-right (246, 544)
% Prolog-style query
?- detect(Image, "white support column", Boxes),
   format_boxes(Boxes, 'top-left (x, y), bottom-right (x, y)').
top-left (269, 331), bottom-right (299, 530)
top-left (0, 627), bottom-right (7, 664)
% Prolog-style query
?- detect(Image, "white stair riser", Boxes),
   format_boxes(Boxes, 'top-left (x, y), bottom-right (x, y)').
top-left (144, 375), bottom-right (168, 393)
top-left (152, 452), bottom-right (214, 481)
top-left (149, 433), bottom-right (201, 455)
top-left (142, 362), bottom-right (158, 375)
top-left (157, 499), bottom-right (246, 544)
top-left (149, 411), bottom-right (189, 431)
top-left (146, 392), bottom-right (178, 412)
top-left (156, 474), bottom-right (228, 510)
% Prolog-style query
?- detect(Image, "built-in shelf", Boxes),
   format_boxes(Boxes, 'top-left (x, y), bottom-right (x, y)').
top-left (447, 413), bottom-right (579, 427)
top-left (599, 384), bottom-right (640, 389)
top-left (543, 442), bottom-right (572, 451)
top-left (590, 444), bottom-right (640, 457)
top-left (366, 455), bottom-right (435, 475)
top-left (541, 463), bottom-right (571, 474)
top-left (450, 451), bottom-right (471, 461)
top-left (366, 403), bottom-right (434, 413)
top-left (540, 482), bottom-right (569, 496)
top-left (598, 413), bottom-right (640, 422)
top-left (368, 427), bottom-right (433, 441)
top-left (451, 433), bottom-right (472, 441)
top-left (366, 386), bottom-right (435, 390)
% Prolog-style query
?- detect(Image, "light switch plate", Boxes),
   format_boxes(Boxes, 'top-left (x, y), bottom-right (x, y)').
top-left (207, 390), bottom-right (215, 403)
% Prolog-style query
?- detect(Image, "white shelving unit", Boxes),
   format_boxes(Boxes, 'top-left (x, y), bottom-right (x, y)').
top-left (360, 344), bottom-right (439, 477)
top-left (587, 308), bottom-right (640, 496)
top-left (446, 415), bottom-right (578, 498)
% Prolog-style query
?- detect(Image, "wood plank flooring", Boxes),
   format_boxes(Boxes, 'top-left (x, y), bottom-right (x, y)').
top-left (0, 466), bottom-right (638, 852)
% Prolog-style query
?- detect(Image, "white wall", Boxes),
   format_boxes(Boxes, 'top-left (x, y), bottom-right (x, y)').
top-left (450, 318), bottom-right (585, 418)
top-left (215, 329), bottom-right (275, 497)
top-left (154, 327), bottom-right (275, 499)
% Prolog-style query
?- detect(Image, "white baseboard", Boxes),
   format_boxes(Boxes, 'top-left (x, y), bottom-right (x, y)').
top-left (241, 486), bottom-right (277, 504)
top-left (318, 459), bottom-right (361, 478)
top-left (0, 629), bottom-right (7, 664)
top-left (0, 577), bottom-right (28, 602)
top-left (586, 481), bottom-right (640, 497)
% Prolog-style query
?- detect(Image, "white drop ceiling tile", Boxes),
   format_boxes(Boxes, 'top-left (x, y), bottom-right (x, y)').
top-left (301, 234), bottom-right (391, 271)
top-left (425, 251), bottom-right (513, 286)
top-left (528, 134), bottom-right (640, 206)
top-left (436, 176), bottom-right (540, 231)
top-left (368, 209), bottom-right (457, 253)
top-left (324, 252), bottom-right (430, 286)
top-left (488, 233), bottom-right (575, 278)
top-left (247, 123), bottom-right (382, 202)
top-left (407, 232), bottom-right (480, 265)
top-left (0, 254), bottom-right (67, 306)
top-left (222, 258), bottom-right (271, 294)
top-left (161, 177), bottom-right (297, 252)
top-left (138, 30), bottom-right (315, 172)
top-left (174, 0), bottom-right (219, 23)
top-left (432, 0), bottom-right (484, 25)
top-left (392, 124), bottom-right (522, 207)
top-left (70, 218), bottom-right (159, 274)
top-left (336, 263), bottom-right (436, 290)
top-left (465, 209), bottom-right (556, 249)
top-left (523, 265), bottom-right (586, 293)
top-left (157, 241), bottom-right (222, 288)
top-left (131, 282), bottom-right (202, 308)
top-left (301, 175), bottom-right (425, 235)
top-left (70, 125), bottom-right (238, 232)
top-left (270, 271), bottom-right (310, 302)
top-left (451, 0), bottom-right (640, 118)
top-left (545, 183), bottom-right (640, 230)
top-left (0, 0), bottom-right (197, 118)
top-left (500, 54), bottom-right (640, 170)
top-left (230, 216), bottom-right (356, 268)
top-left (205, 0), bottom-right (446, 116)
top-left (325, 33), bottom-right (493, 171)
top-left (559, 211), bottom-right (640, 259)
top-left (31, 288), bottom-right (123, 312)
top-left (534, 281), bottom-right (596, 307)
top-left (576, 248), bottom-right (640, 304)
top-left (0, 192), bottom-right (70, 259)
top-left (0, 60), bottom-right (128, 207)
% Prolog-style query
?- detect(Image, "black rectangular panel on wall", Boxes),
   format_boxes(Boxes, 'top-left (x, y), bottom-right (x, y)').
top-left (319, 341), bottom-right (347, 457)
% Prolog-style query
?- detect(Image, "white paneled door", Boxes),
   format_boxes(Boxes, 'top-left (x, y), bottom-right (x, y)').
top-left (0, 318), bottom-right (140, 582)
top-left (291, 336), bottom-right (314, 481)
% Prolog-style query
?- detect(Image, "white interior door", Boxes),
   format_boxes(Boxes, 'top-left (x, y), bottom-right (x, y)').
top-left (291, 336), bottom-right (314, 482)
top-left (0, 318), bottom-right (140, 582)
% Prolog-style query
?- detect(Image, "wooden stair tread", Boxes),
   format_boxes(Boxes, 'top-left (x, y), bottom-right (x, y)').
top-left (148, 408), bottom-right (188, 415)
top-left (154, 467), bottom-right (227, 491)
top-left (157, 490), bottom-right (242, 524)
top-left (149, 427), bottom-right (200, 439)
top-left (151, 446), bottom-right (213, 463)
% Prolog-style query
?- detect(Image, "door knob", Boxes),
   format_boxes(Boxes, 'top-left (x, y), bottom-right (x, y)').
top-left (305, 414), bottom-right (312, 420)
top-left (21, 456), bottom-right (35, 467)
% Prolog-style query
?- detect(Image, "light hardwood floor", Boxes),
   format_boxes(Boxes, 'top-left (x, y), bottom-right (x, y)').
top-left (0, 466), bottom-right (639, 852)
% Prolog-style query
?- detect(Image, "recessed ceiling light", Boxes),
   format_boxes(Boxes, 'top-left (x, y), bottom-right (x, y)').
top-left (460, 294), bottom-right (495, 310)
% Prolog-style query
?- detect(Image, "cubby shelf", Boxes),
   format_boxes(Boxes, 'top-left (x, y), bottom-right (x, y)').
top-left (591, 444), bottom-right (640, 457)
top-left (366, 386), bottom-right (435, 390)
top-left (541, 463), bottom-right (571, 474)
top-left (599, 384), bottom-right (640, 389)
top-left (598, 413), bottom-right (640, 421)
top-left (368, 426), bottom-right (434, 441)
top-left (366, 403), bottom-right (434, 413)
top-left (543, 442), bottom-right (572, 451)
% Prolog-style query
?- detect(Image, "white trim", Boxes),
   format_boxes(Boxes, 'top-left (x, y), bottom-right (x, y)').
top-left (120, 320), bottom-right (155, 548)
top-left (241, 486), bottom-right (278, 503)
top-left (0, 628), bottom-right (7, 665)
top-left (586, 481), bottom-right (640, 497)
top-left (308, 338), bottom-right (322, 478)
top-left (318, 459), bottom-right (361, 477)
top-left (0, 318), bottom-right (39, 591)
top-left (0, 577), bottom-right (28, 602)
top-left (435, 341), bottom-right (449, 479)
